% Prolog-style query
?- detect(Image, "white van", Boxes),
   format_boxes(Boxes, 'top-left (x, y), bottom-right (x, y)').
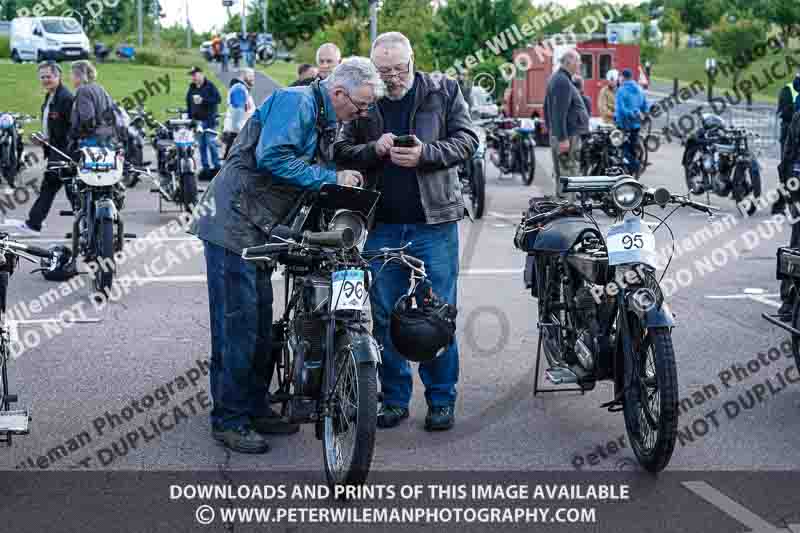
top-left (10, 17), bottom-right (90, 63)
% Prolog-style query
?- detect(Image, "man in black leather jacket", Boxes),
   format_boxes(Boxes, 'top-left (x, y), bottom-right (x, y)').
top-left (335, 32), bottom-right (479, 432)
top-left (778, 111), bottom-right (800, 317)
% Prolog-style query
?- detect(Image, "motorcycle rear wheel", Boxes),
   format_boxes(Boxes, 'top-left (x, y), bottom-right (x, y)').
top-left (518, 139), bottom-right (536, 186)
top-left (733, 164), bottom-right (760, 216)
top-left (622, 319), bottom-right (678, 473)
top-left (322, 343), bottom-right (377, 488)
top-left (180, 172), bottom-right (198, 213)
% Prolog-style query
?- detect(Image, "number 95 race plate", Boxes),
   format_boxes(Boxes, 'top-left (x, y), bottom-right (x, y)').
top-left (606, 215), bottom-right (657, 267)
top-left (331, 269), bottom-right (367, 311)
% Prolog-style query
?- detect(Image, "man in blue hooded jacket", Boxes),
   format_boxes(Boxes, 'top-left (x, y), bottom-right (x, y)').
top-left (615, 68), bottom-right (649, 175)
top-left (189, 57), bottom-right (383, 454)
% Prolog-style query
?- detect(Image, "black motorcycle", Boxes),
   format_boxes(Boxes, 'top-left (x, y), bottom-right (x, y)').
top-left (482, 117), bottom-right (536, 186)
top-left (0, 112), bottom-right (33, 189)
top-left (121, 106), bottom-right (151, 189)
top-left (458, 134), bottom-right (486, 219)
top-left (682, 116), bottom-right (762, 215)
top-left (514, 175), bottom-right (715, 472)
top-left (147, 108), bottom-right (212, 213)
top-left (33, 134), bottom-right (133, 295)
top-left (0, 233), bottom-right (57, 446)
top-left (242, 183), bottom-right (432, 487)
top-left (762, 160), bottom-right (800, 371)
top-left (581, 125), bottom-right (652, 179)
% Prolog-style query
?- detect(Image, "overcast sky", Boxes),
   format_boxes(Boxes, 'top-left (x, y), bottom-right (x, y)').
top-left (163, 0), bottom-right (643, 35)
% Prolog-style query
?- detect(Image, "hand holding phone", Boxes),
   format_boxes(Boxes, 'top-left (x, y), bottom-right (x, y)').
top-left (393, 134), bottom-right (418, 147)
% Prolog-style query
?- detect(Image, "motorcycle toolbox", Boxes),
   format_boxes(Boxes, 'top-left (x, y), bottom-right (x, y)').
top-left (776, 247), bottom-right (800, 280)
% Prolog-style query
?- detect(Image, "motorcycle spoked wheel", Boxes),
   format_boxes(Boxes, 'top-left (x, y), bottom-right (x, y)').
top-left (470, 158), bottom-right (486, 219)
top-left (791, 299), bottom-right (800, 373)
top-left (622, 314), bottom-right (678, 473)
top-left (322, 341), bottom-right (377, 488)
top-left (733, 164), bottom-right (761, 216)
top-left (536, 256), bottom-right (568, 366)
top-left (93, 218), bottom-right (116, 296)
top-left (516, 139), bottom-right (536, 186)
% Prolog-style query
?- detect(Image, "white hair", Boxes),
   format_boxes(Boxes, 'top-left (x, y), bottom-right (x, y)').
top-left (327, 56), bottom-right (385, 99)
top-left (560, 48), bottom-right (579, 67)
top-left (370, 31), bottom-right (413, 59)
top-left (316, 43), bottom-right (341, 64)
top-left (240, 68), bottom-right (255, 78)
top-left (71, 60), bottom-right (97, 84)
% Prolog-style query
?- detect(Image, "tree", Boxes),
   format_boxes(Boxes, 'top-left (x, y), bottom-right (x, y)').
top-left (665, 0), bottom-right (724, 35)
top-left (765, 0), bottom-right (800, 42)
top-left (377, 0), bottom-right (436, 71)
top-left (246, 0), bottom-right (332, 50)
top-left (659, 7), bottom-right (684, 49)
top-left (709, 16), bottom-right (769, 94)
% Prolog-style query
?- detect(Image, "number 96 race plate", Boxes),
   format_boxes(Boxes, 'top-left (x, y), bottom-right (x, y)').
top-left (331, 269), bottom-right (367, 311)
top-left (606, 215), bottom-right (657, 267)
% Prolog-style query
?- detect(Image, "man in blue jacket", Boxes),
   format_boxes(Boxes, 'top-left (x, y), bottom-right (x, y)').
top-left (614, 68), bottom-right (650, 175)
top-left (189, 58), bottom-right (382, 454)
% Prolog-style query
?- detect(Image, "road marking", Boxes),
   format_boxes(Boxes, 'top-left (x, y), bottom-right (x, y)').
top-left (487, 211), bottom-right (522, 221)
top-left (705, 290), bottom-right (781, 308)
top-left (682, 481), bottom-right (797, 533)
top-left (5, 318), bottom-right (101, 343)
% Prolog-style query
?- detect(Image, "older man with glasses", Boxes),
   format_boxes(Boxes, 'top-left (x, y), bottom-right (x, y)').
top-left (335, 32), bottom-right (479, 432)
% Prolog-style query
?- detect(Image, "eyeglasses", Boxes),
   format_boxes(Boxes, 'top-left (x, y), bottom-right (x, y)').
top-left (375, 60), bottom-right (412, 79)
top-left (343, 91), bottom-right (375, 115)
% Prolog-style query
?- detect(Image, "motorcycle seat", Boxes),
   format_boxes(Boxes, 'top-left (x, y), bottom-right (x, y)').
top-left (531, 216), bottom-right (601, 253)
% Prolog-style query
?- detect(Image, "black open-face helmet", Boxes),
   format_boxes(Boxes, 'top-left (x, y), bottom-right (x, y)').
top-left (41, 245), bottom-right (77, 282)
top-left (390, 279), bottom-right (457, 363)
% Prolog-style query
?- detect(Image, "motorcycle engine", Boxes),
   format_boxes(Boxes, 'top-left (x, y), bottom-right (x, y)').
top-left (290, 275), bottom-right (329, 397)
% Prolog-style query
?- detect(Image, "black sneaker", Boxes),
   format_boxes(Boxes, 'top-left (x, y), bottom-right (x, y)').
top-left (425, 406), bottom-right (455, 431)
top-left (214, 426), bottom-right (270, 454)
top-left (377, 405), bottom-right (409, 429)
top-left (251, 412), bottom-right (300, 435)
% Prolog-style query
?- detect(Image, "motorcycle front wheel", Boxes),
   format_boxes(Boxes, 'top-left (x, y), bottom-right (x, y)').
top-left (322, 342), bottom-right (377, 488)
top-left (93, 218), bottom-right (115, 295)
top-left (180, 172), bottom-right (198, 213)
top-left (622, 317), bottom-right (678, 473)
top-left (517, 138), bottom-right (536, 186)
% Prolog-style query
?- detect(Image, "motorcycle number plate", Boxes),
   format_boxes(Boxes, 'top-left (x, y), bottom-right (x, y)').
top-left (331, 269), bottom-right (367, 311)
top-left (606, 216), bottom-right (657, 267)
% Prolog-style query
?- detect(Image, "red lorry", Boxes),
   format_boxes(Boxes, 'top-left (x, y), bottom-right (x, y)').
top-left (503, 36), bottom-right (648, 143)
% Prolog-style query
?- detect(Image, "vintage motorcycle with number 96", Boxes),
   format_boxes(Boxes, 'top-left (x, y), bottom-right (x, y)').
top-left (514, 175), bottom-right (716, 471)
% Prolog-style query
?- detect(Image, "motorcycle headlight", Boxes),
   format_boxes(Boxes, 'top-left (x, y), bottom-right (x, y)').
top-left (0, 114), bottom-right (14, 129)
top-left (328, 209), bottom-right (368, 251)
top-left (610, 129), bottom-right (625, 147)
top-left (610, 178), bottom-right (644, 211)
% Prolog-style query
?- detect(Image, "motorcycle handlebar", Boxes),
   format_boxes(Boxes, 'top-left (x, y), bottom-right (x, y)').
top-left (304, 228), bottom-right (355, 249)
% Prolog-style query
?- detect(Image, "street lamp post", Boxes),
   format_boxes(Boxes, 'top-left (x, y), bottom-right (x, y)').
top-left (369, 0), bottom-right (377, 45)
top-left (705, 57), bottom-right (717, 103)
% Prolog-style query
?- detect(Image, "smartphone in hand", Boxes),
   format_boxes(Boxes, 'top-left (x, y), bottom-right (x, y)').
top-left (393, 135), bottom-right (418, 147)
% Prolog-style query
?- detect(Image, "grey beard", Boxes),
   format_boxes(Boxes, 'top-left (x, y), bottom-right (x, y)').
top-left (386, 85), bottom-right (410, 101)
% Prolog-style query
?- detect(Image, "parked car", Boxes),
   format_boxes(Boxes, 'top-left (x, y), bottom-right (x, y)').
top-left (10, 16), bottom-right (90, 62)
top-left (200, 41), bottom-right (213, 61)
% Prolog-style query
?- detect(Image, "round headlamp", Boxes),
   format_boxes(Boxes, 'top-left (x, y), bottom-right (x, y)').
top-left (610, 129), bottom-right (625, 147)
top-left (0, 114), bottom-right (15, 130)
top-left (610, 178), bottom-right (644, 211)
top-left (328, 209), bottom-right (368, 250)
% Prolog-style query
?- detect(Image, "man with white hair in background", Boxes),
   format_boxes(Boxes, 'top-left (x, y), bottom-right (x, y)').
top-left (543, 49), bottom-right (589, 199)
top-left (316, 43), bottom-right (341, 80)
top-left (335, 32), bottom-right (478, 432)
top-left (189, 58), bottom-right (381, 454)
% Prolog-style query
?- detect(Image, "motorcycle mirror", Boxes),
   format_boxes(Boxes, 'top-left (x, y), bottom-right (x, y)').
top-left (652, 187), bottom-right (671, 206)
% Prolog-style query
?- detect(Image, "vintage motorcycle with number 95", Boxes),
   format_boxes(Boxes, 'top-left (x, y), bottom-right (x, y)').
top-left (514, 175), bottom-right (716, 472)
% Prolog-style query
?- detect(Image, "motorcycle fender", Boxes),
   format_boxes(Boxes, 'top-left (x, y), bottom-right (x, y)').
top-left (644, 303), bottom-right (675, 327)
top-left (95, 198), bottom-right (118, 222)
top-left (346, 329), bottom-right (381, 366)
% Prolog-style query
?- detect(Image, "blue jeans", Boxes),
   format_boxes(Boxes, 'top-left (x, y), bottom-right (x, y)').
top-left (366, 222), bottom-right (460, 408)
top-left (198, 127), bottom-right (220, 170)
top-left (623, 128), bottom-right (640, 174)
top-left (204, 241), bottom-right (273, 431)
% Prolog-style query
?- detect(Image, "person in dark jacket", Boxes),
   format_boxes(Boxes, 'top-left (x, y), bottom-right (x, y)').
top-left (573, 75), bottom-right (592, 118)
top-left (334, 32), bottom-right (479, 432)
top-left (773, 72), bottom-right (800, 214)
top-left (188, 58), bottom-right (381, 454)
top-left (289, 64), bottom-right (318, 87)
top-left (186, 66), bottom-right (222, 175)
top-left (68, 60), bottom-right (116, 147)
top-left (11, 62), bottom-right (75, 235)
top-left (543, 49), bottom-right (589, 199)
top-left (778, 110), bottom-right (800, 318)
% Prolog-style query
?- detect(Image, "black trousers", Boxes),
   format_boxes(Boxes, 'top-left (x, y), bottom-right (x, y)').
top-left (27, 164), bottom-right (74, 232)
top-left (781, 202), bottom-right (800, 305)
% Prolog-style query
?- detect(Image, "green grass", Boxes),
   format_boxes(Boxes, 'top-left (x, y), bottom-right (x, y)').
top-left (0, 61), bottom-right (230, 122)
top-left (651, 46), bottom-right (797, 104)
top-left (258, 60), bottom-right (300, 87)
top-left (0, 37), bottom-right (9, 59)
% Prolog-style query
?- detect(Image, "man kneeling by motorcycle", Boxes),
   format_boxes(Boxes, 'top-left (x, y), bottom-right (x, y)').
top-left (778, 110), bottom-right (800, 319)
top-left (188, 58), bottom-right (381, 454)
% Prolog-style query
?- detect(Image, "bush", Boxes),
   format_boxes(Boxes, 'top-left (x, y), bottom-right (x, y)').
top-left (0, 36), bottom-right (10, 59)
